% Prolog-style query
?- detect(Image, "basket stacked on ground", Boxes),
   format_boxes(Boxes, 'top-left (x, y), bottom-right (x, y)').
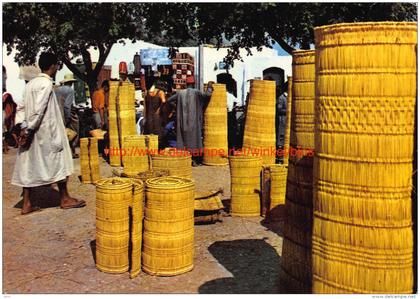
top-left (312, 22), bottom-right (416, 294)
top-left (143, 176), bottom-right (195, 276)
top-left (123, 135), bottom-right (149, 176)
top-left (151, 149), bottom-right (192, 179)
top-left (95, 178), bottom-right (144, 278)
top-left (203, 83), bottom-right (228, 165)
top-left (108, 81), bottom-right (122, 166)
top-left (80, 137), bottom-right (100, 183)
top-left (229, 155), bottom-right (262, 217)
top-left (280, 50), bottom-right (315, 293)
top-left (118, 82), bottom-right (138, 154)
top-left (265, 164), bottom-right (288, 221)
top-left (146, 135), bottom-right (159, 154)
top-left (283, 76), bottom-right (293, 166)
top-left (243, 80), bottom-right (276, 164)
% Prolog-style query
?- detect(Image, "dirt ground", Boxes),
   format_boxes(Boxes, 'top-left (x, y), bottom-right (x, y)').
top-left (2, 147), bottom-right (285, 294)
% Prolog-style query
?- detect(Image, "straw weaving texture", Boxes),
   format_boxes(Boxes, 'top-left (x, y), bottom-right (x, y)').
top-left (265, 164), bottom-right (287, 221)
top-left (108, 81), bottom-right (121, 167)
top-left (123, 135), bottom-right (149, 176)
top-left (151, 149), bottom-right (192, 178)
top-left (143, 176), bottom-right (195, 276)
top-left (243, 80), bottom-right (276, 164)
top-left (203, 83), bottom-right (228, 165)
top-left (280, 50), bottom-right (315, 293)
top-left (229, 155), bottom-right (262, 217)
top-left (312, 22), bottom-right (416, 294)
top-left (80, 137), bottom-right (100, 184)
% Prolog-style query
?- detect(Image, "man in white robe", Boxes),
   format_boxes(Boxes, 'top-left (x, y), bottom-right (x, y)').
top-left (11, 52), bottom-right (86, 214)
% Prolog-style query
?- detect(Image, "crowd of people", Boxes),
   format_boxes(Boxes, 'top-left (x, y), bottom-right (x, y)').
top-left (3, 51), bottom-right (289, 215)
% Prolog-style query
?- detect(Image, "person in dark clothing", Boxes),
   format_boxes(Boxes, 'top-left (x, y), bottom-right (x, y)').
top-left (144, 79), bottom-right (167, 148)
top-left (167, 82), bottom-right (214, 166)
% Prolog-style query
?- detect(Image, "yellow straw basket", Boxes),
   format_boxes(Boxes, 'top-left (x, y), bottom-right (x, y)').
top-left (108, 81), bottom-right (122, 167)
top-left (264, 164), bottom-right (288, 221)
top-left (203, 83), bottom-right (228, 166)
top-left (229, 155), bottom-right (262, 217)
top-left (151, 149), bottom-right (192, 178)
top-left (312, 22), bottom-right (416, 294)
top-left (280, 50), bottom-right (315, 293)
top-left (80, 137), bottom-right (100, 184)
top-left (243, 80), bottom-right (276, 164)
top-left (143, 176), bottom-right (195, 276)
top-left (122, 135), bottom-right (149, 176)
top-left (145, 134), bottom-right (159, 154)
top-left (95, 178), bottom-right (144, 278)
top-left (95, 178), bottom-right (132, 274)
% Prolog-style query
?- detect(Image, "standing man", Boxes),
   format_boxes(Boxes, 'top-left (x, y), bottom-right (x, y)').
top-left (11, 52), bottom-right (86, 215)
top-left (167, 82), bottom-right (214, 166)
top-left (91, 80), bottom-right (110, 129)
top-left (56, 73), bottom-right (79, 158)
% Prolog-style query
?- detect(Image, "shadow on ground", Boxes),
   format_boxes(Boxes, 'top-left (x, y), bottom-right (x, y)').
top-left (199, 238), bottom-right (281, 294)
top-left (13, 185), bottom-right (61, 209)
top-left (260, 204), bottom-right (286, 238)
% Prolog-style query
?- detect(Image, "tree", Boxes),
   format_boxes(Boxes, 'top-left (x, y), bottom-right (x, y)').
top-left (187, 3), bottom-right (417, 64)
top-left (2, 2), bottom-right (193, 94)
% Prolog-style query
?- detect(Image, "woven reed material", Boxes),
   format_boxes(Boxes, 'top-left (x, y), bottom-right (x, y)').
top-left (312, 22), bottom-right (416, 294)
top-left (264, 164), bottom-right (287, 221)
top-left (123, 135), bottom-right (149, 176)
top-left (80, 138), bottom-right (100, 184)
top-left (229, 155), bottom-right (262, 217)
top-left (283, 77), bottom-right (293, 166)
top-left (95, 178), bottom-right (144, 277)
top-left (108, 81), bottom-right (121, 167)
top-left (143, 176), bottom-right (195, 276)
top-left (151, 149), bottom-right (192, 179)
top-left (280, 50), bottom-right (315, 292)
top-left (203, 83), bottom-right (228, 166)
top-left (243, 80), bottom-right (276, 164)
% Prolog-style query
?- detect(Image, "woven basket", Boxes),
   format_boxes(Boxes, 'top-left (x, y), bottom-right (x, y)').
top-left (95, 178), bottom-right (144, 278)
top-left (229, 155), bottom-right (262, 217)
top-left (312, 22), bottom-right (416, 294)
top-left (143, 176), bottom-right (195, 276)
top-left (264, 164), bottom-right (287, 221)
top-left (203, 83), bottom-right (228, 166)
top-left (283, 76), bottom-right (293, 165)
top-left (80, 137), bottom-right (100, 184)
top-left (108, 81), bottom-right (122, 167)
top-left (89, 129), bottom-right (107, 140)
top-left (145, 134), bottom-right (159, 154)
top-left (95, 178), bottom-right (132, 274)
top-left (123, 135), bottom-right (149, 176)
top-left (151, 149), bottom-right (192, 178)
top-left (280, 50), bottom-right (315, 293)
top-left (243, 80), bottom-right (276, 164)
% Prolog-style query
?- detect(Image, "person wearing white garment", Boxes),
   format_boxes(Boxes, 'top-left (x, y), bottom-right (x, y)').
top-left (11, 52), bottom-right (86, 215)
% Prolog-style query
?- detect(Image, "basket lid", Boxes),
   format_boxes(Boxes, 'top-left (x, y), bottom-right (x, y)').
top-left (146, 176), bottom-right (194, 189)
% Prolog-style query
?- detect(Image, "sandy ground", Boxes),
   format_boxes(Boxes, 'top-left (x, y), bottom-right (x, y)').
top-left (2, 147), bottom-right (285, 294)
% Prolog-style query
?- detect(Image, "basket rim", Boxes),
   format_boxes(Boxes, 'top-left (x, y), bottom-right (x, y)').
top-left (314, 21), bottom-right (417, 34)
top-left (146, 176), bottom-right (194, 189)
top-left (95, 178), bottom-right (133, 189)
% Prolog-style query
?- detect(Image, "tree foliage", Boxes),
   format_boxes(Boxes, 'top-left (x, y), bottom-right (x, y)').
top-left (3, 2), bottom-right (417, 88)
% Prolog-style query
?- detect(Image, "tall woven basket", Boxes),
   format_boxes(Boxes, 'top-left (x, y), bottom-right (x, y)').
top-left (143, 176), bottom-right (195, 276)
top-left (123, 135), bottom-right (149, 176)
top-left (229, 155), bottom-right (262, 217)
top-left (80, 137), bottom-right (100, 184)
top-left (279, 50), bottom-right (315, 293)
top-left (265, 164), bottom-right (288, 221)
top-left (283, 76), bottom-right (293, 166)
top-left (151, 149), bottom-right (192, 179)
top-left (243, 80), bottom-right (276, 164)
top-left (95, 178), bottom-right (144, 278)
top-left (312, 22), bottom-right (416, 294)
top-left (203, 83), bottom-right (228, 165)
top-left (108, 81), bottom-right (122, 167)
top-left (118, 82), bottom-right (138, 157)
